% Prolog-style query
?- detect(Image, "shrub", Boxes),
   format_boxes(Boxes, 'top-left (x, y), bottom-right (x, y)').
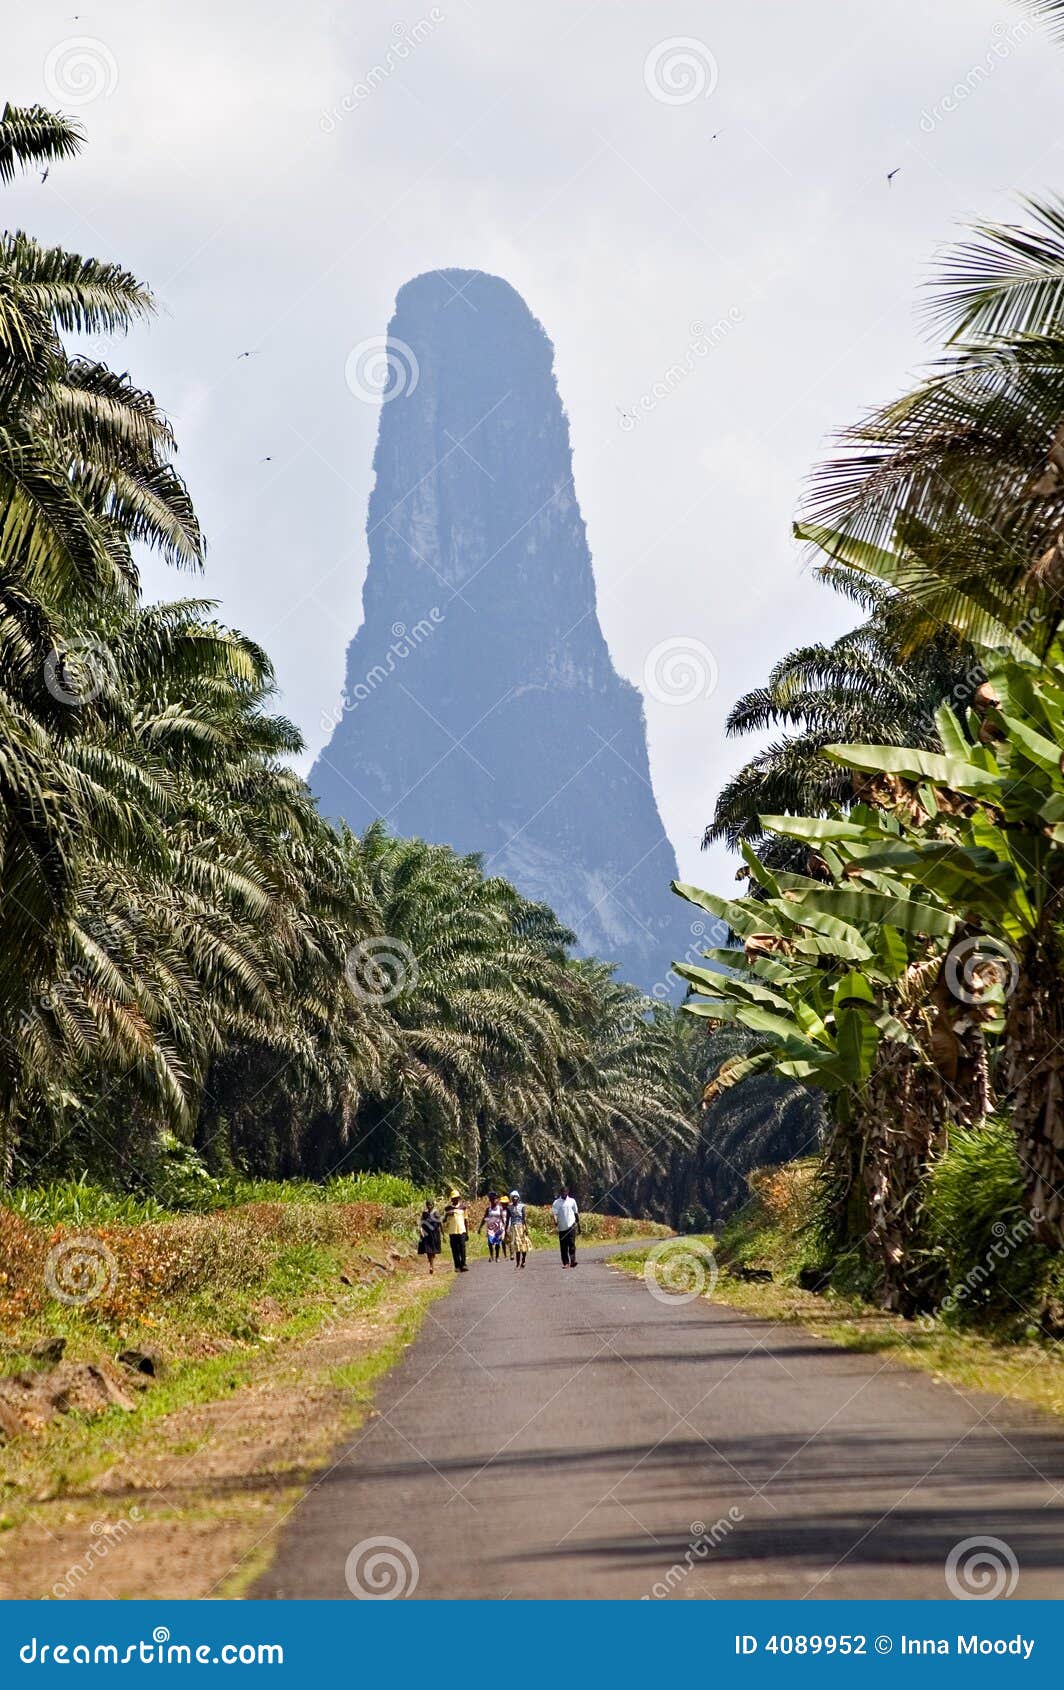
top-left (924, 1118), bottom-right (1046, 1324)
top-left (139, 1132), bottom-right (224, 1212)
top-left (326, 1172), bottom-right (424, 1207)
top-left (716, 1160), bottom-right (825, 1281)
top-left (0, 1198), bottom-right (410, 1330)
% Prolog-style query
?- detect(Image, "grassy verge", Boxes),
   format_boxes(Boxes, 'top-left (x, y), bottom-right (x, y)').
top-left (610, 1236), bottom-right (1064, 1423)
top-left (0, 1181), bottom-right (449, 1596)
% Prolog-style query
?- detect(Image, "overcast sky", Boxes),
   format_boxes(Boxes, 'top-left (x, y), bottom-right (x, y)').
top-left (7, 0), bottom-right (1063, 894)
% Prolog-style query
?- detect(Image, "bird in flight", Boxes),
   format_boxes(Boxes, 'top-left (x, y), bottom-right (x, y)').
top-left (886, 168), bottom-right (901, 186)
top-left (260, 455), bottom-right (272, 462)
top-left (711, 129), bottom-right (725, 141)
top-left (40, 169), bottom-right (49, 183)
top-left (237, 350), bottom-right (258, 360)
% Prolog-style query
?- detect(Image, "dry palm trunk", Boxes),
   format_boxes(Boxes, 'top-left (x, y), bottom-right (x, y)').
top-left (860, 975), bottom-right (990, 1314)
top-left (464, 1110), bottom-right (482, 1194)
top-left (1006, 925), bottom-right (1064, 1246)
top-left (0, 1036), bottom-right (20, 1186)
top-left (970, 1025), bottom-right (994, 1122)
top-left (864, 1055), bottom-right (950, 1314)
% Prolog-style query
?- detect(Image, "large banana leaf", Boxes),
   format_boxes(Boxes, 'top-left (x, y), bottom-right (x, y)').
top-left (846, 841), bottom-right (1018, 914)
top-left (673, 962), bottom-right (791, 1015)
top-left (765, 897), bottom-right (875, 959)
top-left (759, 813), bottom-right (881, 844)
top-left (774, 884), bottom-right (956, 940)
top-left (997, 712), bottom-right (1062, 779)
top-left (823, 743), bottom-right (1002, 792)
top-left (672, 881), bottom-right (796, 942)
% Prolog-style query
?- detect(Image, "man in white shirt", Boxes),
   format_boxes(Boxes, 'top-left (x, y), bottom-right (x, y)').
top-left (552, 1188), bottom-right (580, 1267)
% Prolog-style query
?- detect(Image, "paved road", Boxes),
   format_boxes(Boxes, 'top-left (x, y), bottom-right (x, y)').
top-left (254, 1243), bottom-right (1064, 1600)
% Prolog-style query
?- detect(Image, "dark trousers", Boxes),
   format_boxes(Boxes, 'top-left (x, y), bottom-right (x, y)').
top-left (559, 1225), bottom-right (577, 1266)
top-left (449, 1232), bottom-right (467, 1271)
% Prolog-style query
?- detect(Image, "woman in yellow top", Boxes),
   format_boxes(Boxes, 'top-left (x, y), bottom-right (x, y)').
top-left (442, 1189), bottom-right (469, 1273)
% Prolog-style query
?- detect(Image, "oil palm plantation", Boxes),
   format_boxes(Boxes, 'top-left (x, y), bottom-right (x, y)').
top-left (0, 103), bottom-right (692, 1203)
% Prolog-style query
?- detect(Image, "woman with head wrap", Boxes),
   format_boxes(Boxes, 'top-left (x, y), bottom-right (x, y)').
top-left (506, 1189), bottom-right (531, 1269)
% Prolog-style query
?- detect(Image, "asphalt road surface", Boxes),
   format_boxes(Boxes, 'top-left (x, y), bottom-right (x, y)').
top-left (253, 1242), bottom-right (1064, 1600)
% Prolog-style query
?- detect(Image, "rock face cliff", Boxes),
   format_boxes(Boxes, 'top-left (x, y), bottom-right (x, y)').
top-left (311, 269), bottom-right (689, 994)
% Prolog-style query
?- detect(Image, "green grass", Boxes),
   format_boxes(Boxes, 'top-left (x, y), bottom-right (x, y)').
top-left (3, 1176), bottom-right (170, 1226)
top-left (329, 1276), bottom-right (450, 1400)
top-left (1, 1169), bottom-right (431, 1227)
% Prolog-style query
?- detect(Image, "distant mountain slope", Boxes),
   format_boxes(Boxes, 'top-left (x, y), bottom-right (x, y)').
top-left (312, 268), bottom-right (691, 994)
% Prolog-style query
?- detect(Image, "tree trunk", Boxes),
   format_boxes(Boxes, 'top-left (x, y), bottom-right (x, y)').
top-left (857, 979), bottom-right (988, 1314)
top-left (864, 1056), bottom-right (948, 1314)
top-left (464, 1111), bottom-right (481, 1194)
top-left (0, 1034), bottom-right (20, 1186)
top-left (1006, 925), bottom-right (1064, 1246)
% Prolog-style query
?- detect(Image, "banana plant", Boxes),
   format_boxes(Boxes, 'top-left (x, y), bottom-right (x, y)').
top-left (673, 833), bottom-right (969, 1307)
top-left (813, 652), bottom-right (1064, 1244)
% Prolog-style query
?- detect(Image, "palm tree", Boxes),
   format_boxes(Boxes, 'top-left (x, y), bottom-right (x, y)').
top-left (0, 104), bottom-right (81, 184)
top-left (1022, 1), bottom-right (1064, 39)
top-left (0, 107), bottom-right (203, 1161)
top-left (706, 562), bottom-right (974, 854)
top-left (799, 197), bottom-right (1064, 653)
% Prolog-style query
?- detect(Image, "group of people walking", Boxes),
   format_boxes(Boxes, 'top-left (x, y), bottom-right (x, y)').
top-left (417, 1186), bottom-right (580, 1274)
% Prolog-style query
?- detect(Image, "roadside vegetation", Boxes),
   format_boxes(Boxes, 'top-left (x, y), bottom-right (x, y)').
top-left (0, 1178), bottom-right (665, 1596)
top-left (674, 0), bottom-right (1064, 1341)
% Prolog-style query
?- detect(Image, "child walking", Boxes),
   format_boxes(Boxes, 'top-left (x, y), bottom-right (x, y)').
top-left (478, 1192), bottom-right (506, 1261)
